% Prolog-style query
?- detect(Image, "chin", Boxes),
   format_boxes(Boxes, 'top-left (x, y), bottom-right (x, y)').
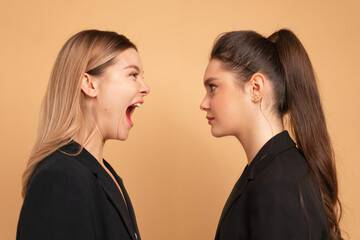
top-left (211, 129), bottom-right (226, 138)
top-left (117, 136), bottom-right (128, 141)
top-left (118, 135), bottom-right (129, 141)
top-left (211, 127), bottom-right (234, 138)
top-left (116, 131), bottom-right (130, 141)
top-left (114, 122), bottom-right (132, 140)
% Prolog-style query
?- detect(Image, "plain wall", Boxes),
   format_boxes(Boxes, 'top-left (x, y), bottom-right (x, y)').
top-left (0, 0), bottom-right (359, 239)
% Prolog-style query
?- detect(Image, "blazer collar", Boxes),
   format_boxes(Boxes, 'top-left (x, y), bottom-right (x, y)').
top-left (60, 141), bottom-right (138, 240)
top-left (245, 130), bottom-right (296, 181)
top-left (215, 131), bottom-right (296, 238)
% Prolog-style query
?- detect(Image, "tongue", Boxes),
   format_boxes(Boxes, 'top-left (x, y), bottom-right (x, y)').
top-left (126, 106), bottom-right (134, 126)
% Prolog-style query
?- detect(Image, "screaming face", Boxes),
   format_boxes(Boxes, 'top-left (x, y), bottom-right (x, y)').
top-left (89, 48), bottom-right (150, 141)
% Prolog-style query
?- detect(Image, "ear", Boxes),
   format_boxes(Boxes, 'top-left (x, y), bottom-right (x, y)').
top-left (81, 73), bottom-right (99, 98)
top-left (246, 73), bottom-right (265, 103)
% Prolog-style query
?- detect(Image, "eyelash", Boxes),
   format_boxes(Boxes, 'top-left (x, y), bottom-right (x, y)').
top-left (209, 84), bottom-right (217, 92)
top-left (129, 72), bottom-right (138, 78)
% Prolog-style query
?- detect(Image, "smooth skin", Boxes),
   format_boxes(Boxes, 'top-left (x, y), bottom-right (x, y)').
top-left (76, 47), bottom-right (150, 168)
top-left (200, 59), bottom-right (283, 164)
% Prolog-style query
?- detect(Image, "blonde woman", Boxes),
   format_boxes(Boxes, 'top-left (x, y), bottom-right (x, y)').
top-left (17, 30), bottom-right (150, 240)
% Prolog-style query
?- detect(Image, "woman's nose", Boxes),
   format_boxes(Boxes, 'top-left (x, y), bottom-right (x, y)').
top-left (141, 81), bottom-right (151, 96)
top-left (200, 98), bottom-right (210, 111)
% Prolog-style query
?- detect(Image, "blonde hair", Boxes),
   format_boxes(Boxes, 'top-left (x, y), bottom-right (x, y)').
top-left (22, 30), bottom-right (137, 198)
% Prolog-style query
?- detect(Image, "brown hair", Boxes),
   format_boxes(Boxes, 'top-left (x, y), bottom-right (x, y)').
top-left (22, 30), bottom-right (136, 198)
top-left (211, 29), bottom-right (342, 239)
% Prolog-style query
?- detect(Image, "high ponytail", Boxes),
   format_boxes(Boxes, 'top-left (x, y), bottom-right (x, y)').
top-left (268, 29), bottom-right (342, 240)
top-left (211, 29), bottom-right (343, 240)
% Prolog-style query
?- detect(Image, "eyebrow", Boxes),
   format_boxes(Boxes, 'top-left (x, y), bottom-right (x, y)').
top-left (204, 77), bottom-right (218, 86)
top-left (124, 64), bottom-right (141, 72)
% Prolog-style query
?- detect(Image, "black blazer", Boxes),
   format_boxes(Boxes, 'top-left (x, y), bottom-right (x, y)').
top-left (215, 131), bottom-right (330, 240)
top-left (17, 141), bottom-right (141, 240)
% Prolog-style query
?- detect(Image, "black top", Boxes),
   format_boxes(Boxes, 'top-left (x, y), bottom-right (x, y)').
top-left (17, 141), bottom-right (141, 240)
top-left (215, 131), bottom-right (330, 240)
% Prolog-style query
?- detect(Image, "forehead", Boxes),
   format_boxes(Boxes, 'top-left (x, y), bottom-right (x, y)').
top-left (113, 48), bottom-right (143, 72)
top-left (204, 59), bottom-right (234, 82)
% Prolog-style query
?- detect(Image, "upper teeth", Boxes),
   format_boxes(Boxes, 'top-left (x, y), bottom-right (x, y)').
top-left (133, 103), bottom-right (142, 107)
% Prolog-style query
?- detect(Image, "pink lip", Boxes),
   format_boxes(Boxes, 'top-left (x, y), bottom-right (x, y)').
top-left (206, 116), bottom-right (214, 124)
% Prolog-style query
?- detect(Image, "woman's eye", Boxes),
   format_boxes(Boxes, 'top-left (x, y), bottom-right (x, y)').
top-left (209, 84), bottom-right (217, 92)
top-left (129, 73), bottom-right (138, 78)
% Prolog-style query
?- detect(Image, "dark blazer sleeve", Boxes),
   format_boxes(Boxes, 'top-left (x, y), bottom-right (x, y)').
top-left (17, 167), bottom-right (97, 240)
top-left (249, 176), bottom-right (309, 240)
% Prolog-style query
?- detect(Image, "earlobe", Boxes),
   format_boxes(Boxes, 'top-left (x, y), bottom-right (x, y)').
top-left (81, 73), bottom-right (98, 98)
top-left (249, 73), bottom-right (265, 102)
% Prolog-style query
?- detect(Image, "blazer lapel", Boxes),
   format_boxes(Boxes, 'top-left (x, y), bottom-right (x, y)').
top-left (215, 166), bottom-right (250, 239)
top-left (215, 131), bottom-right (297, 239)
top-left (97, 171), bottom-right (136, 240)
top-left (104, 160), bottom-right (141, 240)
top-left (60, 142), bottom-right (136, 240)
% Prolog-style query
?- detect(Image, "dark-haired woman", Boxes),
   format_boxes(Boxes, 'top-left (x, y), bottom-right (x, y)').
top-left (17, 30), bottom-right (150, 240)
top-left (200, 29), bottom-right (342, 240)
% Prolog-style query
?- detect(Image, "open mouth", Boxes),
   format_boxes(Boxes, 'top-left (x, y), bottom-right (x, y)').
top-left (126, 102), bottom-right (142, 126)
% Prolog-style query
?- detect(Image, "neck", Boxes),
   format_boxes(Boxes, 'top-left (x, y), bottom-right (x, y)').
top-left (236, 114), bottom-right (284, 165)
top-left (74, 123), bottom-right (105, 164)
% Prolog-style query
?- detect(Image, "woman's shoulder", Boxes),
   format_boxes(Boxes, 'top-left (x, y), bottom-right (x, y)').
top-left (263, 147), bottom-right (310, 180)
top-left (250, 147), bottom-right (319, 198)
top-left (20, 149), bottom-right (103, 231)
top-left (249, 147), bottom-right (315, 193)
top-left (28, 149), bottom-right (96, 190)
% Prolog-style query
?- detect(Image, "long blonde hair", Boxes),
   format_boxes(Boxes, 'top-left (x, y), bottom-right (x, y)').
top-left (22, 30), bottom-right (137, 198)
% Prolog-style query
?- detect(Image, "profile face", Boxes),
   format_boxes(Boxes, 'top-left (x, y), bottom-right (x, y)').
top-left (94, 48), bottom-right (150, 140)
top-left (200, 59), bottom-right (252, 138)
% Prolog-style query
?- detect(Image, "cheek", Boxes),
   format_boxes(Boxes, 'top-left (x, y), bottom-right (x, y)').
top-left (101, 84), bottom-right (136, 109)
top-left (212, 94), bottom-right (237, 117)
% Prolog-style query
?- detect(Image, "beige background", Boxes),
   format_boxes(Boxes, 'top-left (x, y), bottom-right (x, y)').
top-left (1, 0), bottom-right (359, 239)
